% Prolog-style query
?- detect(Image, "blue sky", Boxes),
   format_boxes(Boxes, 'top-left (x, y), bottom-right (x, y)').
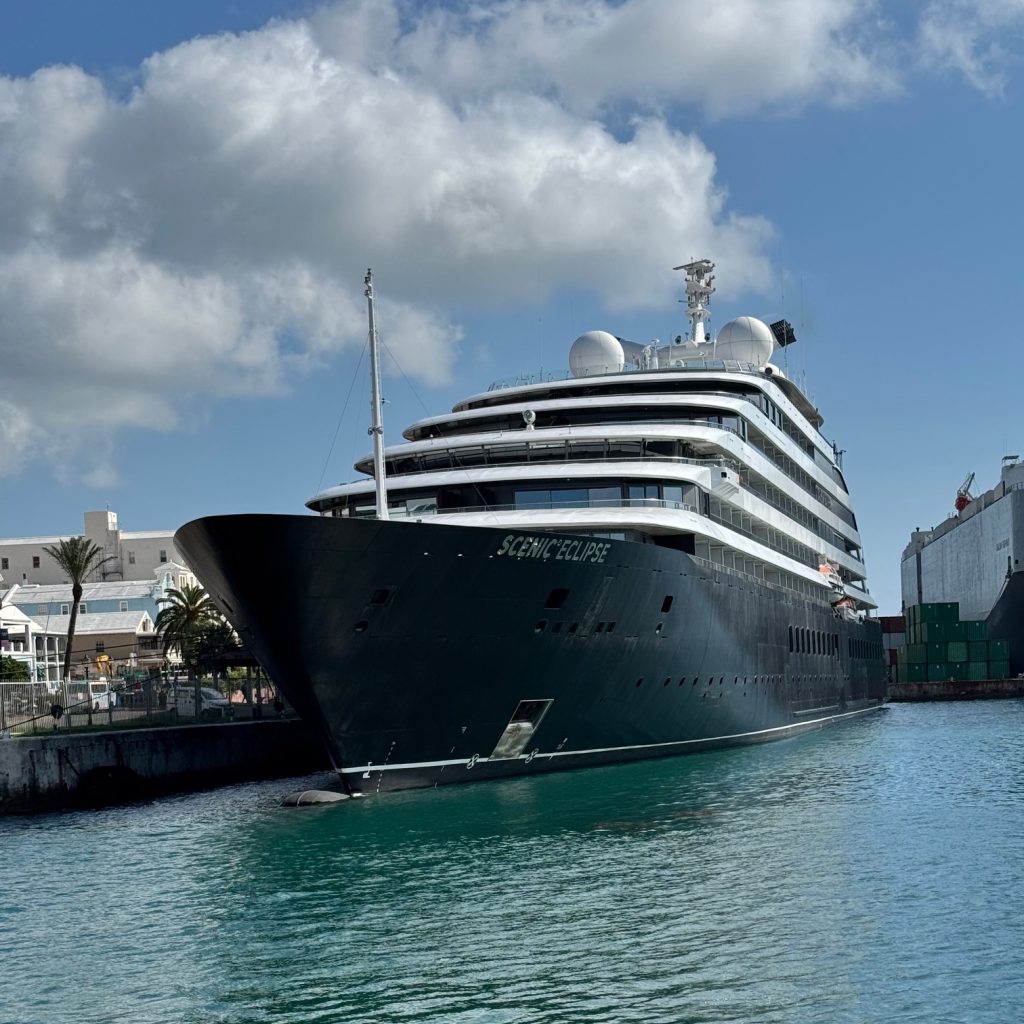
top-left (1, 1), bottom-right (1023, 615)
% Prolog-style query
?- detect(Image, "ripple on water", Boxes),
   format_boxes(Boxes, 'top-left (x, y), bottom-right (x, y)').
top-left (3, 704), bottom-right (1024, 1023)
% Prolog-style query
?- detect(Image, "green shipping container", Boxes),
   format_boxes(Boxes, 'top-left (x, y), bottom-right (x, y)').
top-left (906, 643), bottom-right (928, 665)
top-left (965, 620), bottom-right (987, 641)
top-left (990, 660), bottom-right (1010, 680)
top-left (919, 622), bottom-right (950, 642)
top-left (920, 602), bottom-right (959, 623)
top-left (947, 641), bottom-right (969, 662)
top-left (927, 641), bottom-right (947, 662)
top-left (906, 624), bottom-right (919, 644)
top-left (989, 639), bottom-right (1010, 659)
top-left (968, 662), bottom-right (990, 681)
top-left (906, 605), bottom-right (919, 626)
top-left (948, 621), bottom-right (968, 641)
top-left (905, 663), bottom-right (928, 682)
top-left (949, 662), bottom-right (969, 681)
top-left (927, 662), bottom-right (950, 681)
top-left (969, 641), bottom-right (988, 660)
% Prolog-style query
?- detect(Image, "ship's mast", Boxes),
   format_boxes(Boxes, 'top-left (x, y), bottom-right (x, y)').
top-left (673, 258), bottom-right (715, 345)
top-left (365, 268), bottom-right (389, 521)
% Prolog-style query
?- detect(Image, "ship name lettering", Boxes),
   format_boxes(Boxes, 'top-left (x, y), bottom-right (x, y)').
top-left (496, 534), bottom-right (610, 564)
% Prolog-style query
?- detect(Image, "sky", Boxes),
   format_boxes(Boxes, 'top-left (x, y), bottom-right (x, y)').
top-left (1, 0), bottom-right (1023, 615)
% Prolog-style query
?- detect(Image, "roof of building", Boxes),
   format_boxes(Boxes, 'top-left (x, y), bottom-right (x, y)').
top-left (3, 581), bottom-right (159, 603)
top-left (34, 611), bottom-right (156, 635)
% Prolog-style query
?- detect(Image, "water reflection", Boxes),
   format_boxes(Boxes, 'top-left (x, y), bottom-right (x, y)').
top-left (4, 705), bottom-right (1024, 1024)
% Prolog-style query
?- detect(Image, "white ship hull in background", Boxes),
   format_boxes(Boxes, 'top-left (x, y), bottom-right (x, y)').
top-left (902, 456), bottom-right (1024, 674)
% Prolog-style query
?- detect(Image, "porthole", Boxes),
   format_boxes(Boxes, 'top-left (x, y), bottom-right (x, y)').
top-left (635, 677), bottom-right (644, 688)
top-left (663, 677), bottom-right (671, 687)
top-left (661, 595), bottom-right (674, 613)
top-left (534, 620), bottom-right (548, 633)
top-left (353, 620), bottom-right (369, 634)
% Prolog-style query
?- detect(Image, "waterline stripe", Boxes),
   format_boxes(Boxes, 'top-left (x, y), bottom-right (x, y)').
top-left (339, 704), bottom-right (880, 775)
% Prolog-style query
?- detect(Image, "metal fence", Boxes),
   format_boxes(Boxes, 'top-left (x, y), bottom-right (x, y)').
top-left (0, 672), bottom-right (286, 737)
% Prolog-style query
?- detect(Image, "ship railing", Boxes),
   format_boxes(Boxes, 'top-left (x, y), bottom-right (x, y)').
top-left (397, 497), bottom-right (700, 517)
top-left (399, 451), bottom-right (743, 475)
top-left (486, 360), bottom-right (763, 392)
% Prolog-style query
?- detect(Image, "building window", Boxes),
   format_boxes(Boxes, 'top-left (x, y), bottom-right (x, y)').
top-left (159, 550), bottom-right (167, 563)
top-left (32, 556), bottom-right (40, 568)
top-left (128, 551), bottom-right (136, 564)
top-left (119, 600), bottom-right (129, 612)
top-left (60, 604), bottom-right (69, 615)
top-left (0, 558), bottom-right (7, 570)
top-left (79, 603), bottom-right (88, 614)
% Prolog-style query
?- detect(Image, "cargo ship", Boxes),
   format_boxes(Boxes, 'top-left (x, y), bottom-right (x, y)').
top-left (901, 457), bottom-right (1024, 676)
top-left (176, 262), bottom-right (887, 794)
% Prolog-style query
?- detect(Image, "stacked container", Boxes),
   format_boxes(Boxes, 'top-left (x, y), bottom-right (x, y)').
top-left (896, 603), bottom-right (1009, 682)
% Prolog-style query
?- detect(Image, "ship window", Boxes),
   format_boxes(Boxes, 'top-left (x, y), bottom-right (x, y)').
top-left (596, 622), bottom-right (605, 633)
top-left (551, 488), bottom-right (588, 507)
top-left (369, 588), bottom-right (392, 606)
top-left (664, 677), bottom-right (671, 686)
top-left (635, 677), bottom-right (644, 687)
top-left (606, 622), bottom-right (616, 633)
top-left (515, 489), bottom-right (552, 509)
top-left (788, 625), bottom-right (794, 652)
top-left (568, 622), bottom-right (578, 634)
top-left (589, 486), bottom-right (620, 508)
top-left (353, 620), bottom-right (369, 634)
top-left (661, 596), bottom-right (674, 613)
top-left (544, 588), bottom-right (570, 609)
top-left (534, 620), bottom-right (548, 633)
top-left (32, 556), bottom-right (40, 568)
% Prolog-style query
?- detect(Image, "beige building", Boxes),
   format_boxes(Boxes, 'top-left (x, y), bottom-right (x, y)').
top-left (0, 510), bottom-right (189, 587)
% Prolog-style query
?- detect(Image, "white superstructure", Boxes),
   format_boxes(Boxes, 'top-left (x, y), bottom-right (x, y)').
top-left (309, 261), bottom-right (875, 612)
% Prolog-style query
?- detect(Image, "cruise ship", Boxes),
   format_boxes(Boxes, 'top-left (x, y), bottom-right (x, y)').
top-left (176, 261), bottom-right (886, 794)
top-left (902, 457), bottom-right (1024, 674)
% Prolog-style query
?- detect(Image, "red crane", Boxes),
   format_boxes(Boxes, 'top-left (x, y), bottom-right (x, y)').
top-left (955, 472), bottom-right (975, 512)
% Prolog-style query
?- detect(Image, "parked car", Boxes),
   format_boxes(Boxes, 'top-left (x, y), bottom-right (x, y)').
top-left (167, 685), bottom-right (232, 719)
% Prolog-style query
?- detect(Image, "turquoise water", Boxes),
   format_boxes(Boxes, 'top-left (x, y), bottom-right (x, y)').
top-left (3, 701), bottom-right (1024, 1023)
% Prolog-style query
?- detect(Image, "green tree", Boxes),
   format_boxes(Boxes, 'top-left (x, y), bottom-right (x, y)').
top-left (192, 619), bottom-right (240, 695)
top-left (155, 584), bottom-right (217, 713)
top-left (0, 655), bottom-right (31, 682)
top-left (42, 536), bottom-right (110, 685)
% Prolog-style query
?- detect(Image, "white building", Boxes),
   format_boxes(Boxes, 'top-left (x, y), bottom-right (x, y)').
top-left (0, 601), bottom-right (65, 685)
top-left (0, 510), bottom-right (190, 587)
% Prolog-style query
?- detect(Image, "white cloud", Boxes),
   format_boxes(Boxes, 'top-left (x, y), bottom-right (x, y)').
top-left (313, 0), bottom-right (899, 118)
top-left (917, 0), bottom-right (1024, 95)
top-left (4, 0), bottom-right (930, 483)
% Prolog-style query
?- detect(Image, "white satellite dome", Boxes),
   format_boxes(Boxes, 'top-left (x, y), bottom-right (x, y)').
top-left (569, 330), bottom-right (624, 378)
top-left (713, 316), bottom-right (776, 367)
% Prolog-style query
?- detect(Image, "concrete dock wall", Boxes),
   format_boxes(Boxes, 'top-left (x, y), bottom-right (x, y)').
top-left (888, 678), bottom-right (1024, 702)
top-left (0, 720), bottom-right (331, 813)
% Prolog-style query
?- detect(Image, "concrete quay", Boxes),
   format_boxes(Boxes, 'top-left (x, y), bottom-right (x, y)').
top-left (0, 719), bottom-right (330, 813)
top-left (888, 678), bottom-right (1024, 702)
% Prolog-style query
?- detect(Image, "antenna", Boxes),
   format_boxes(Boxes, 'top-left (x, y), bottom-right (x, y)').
top-left (364, 269), bottom-right (389, 521)
top-left (673, 259), bottom-right (715, 346)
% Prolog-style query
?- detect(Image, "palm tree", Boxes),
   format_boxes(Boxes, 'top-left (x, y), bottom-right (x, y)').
top-left (155, 584), bottom-right (217, 714)
top-left (42, 536), bottom-right (110, 687)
